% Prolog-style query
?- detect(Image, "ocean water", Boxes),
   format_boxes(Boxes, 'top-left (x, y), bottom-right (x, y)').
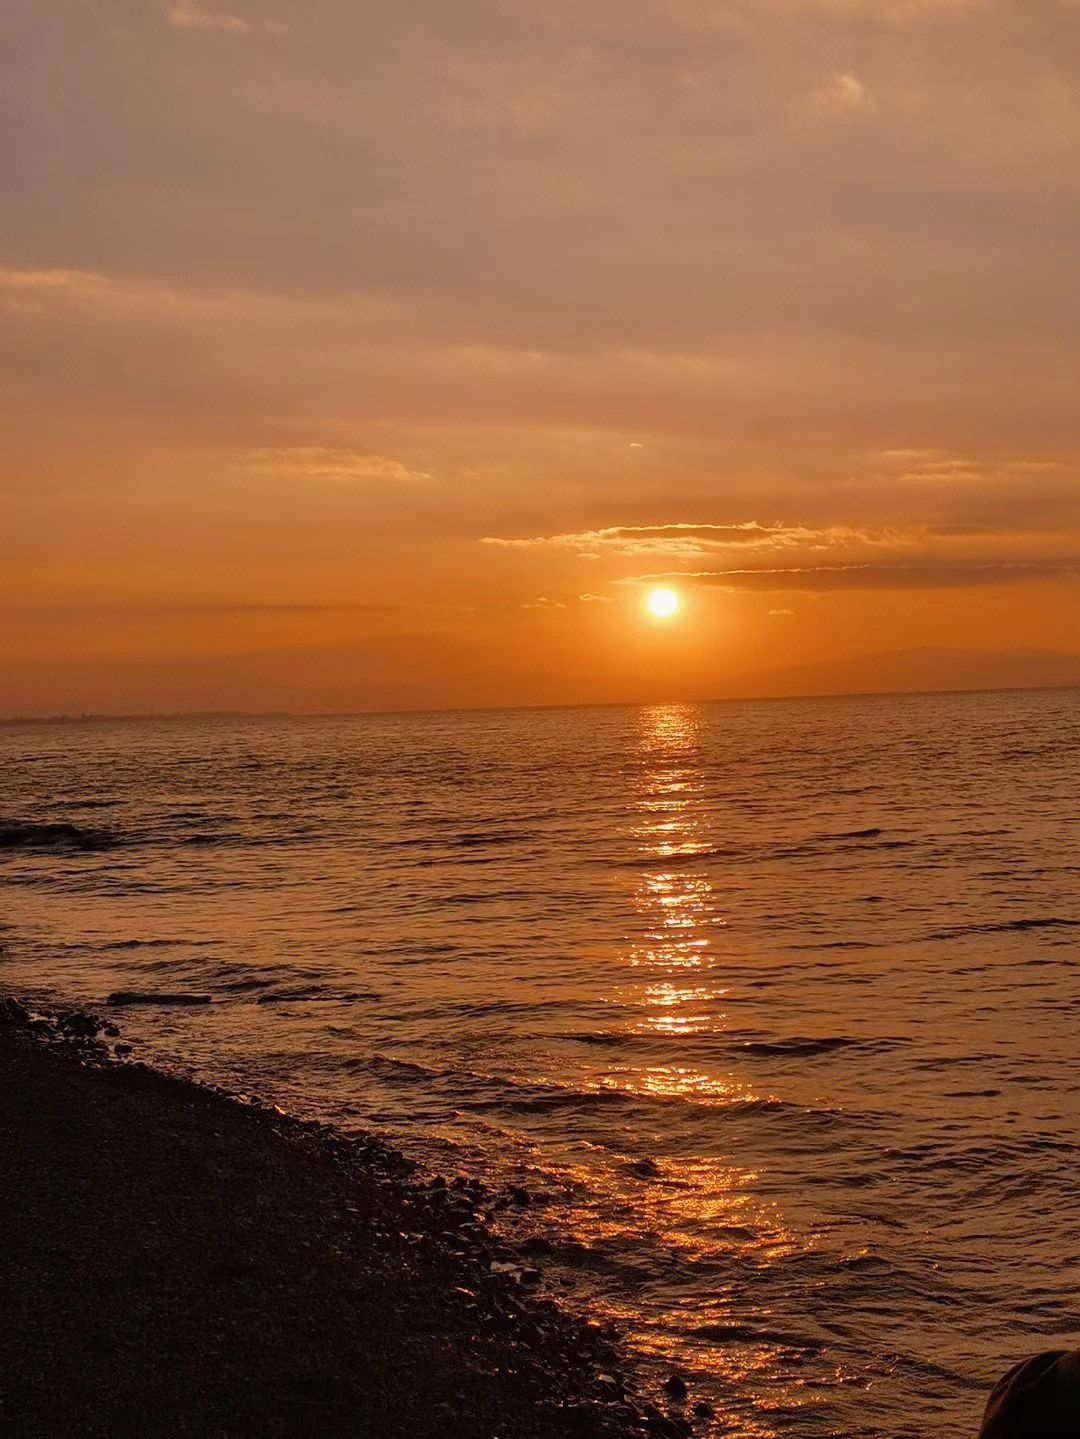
top-left (3, 689), bottom-right (1080, 1437)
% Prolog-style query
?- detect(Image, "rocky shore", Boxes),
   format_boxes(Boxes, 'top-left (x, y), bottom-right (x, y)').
top-left (0, 994), bottom-right (707, 1439)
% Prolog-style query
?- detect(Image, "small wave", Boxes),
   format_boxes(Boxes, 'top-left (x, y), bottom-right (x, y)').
top-left (925, 916), bottom-right (1080, 941)
top-left (690, 1322), bottom-right (824, 1351)
top-left (630, 828), bottom-right (906, 869)
top-left (774, 837), bottom-right (913, 858)
top-left (105, 990), bottom-right (212, 1007)
top-left (786, 938), bottom-right (880, 951)
top-left (359, 1053), bottom-right (445, 1081)
top-left (111, 937), bottom-right (218, 951)
top-left (840, 1253), bottom-right (893, 1272)
top-left (256, 988), bottom-right (381, 1004)
top-left (733, 1036), bottom-right (863, 1057)
top-left (0, 820), bottom-right (117, 852)
top-left (455, 829), bottom-right (535, 847)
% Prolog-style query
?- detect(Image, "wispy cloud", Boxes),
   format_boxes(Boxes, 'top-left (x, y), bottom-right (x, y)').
top-left (3, 602), bottom-right (403, 618)
top-left (482, 521), bottom-right (887, 557)
top-left (629, 558), bottom-right (1080, 592)
top-left (166, 2), bottom-right (251, 33)
top-left (244, 448), bottom-right (428, 483)
top-left (807, 71), bottom-right (872, 118)
top-left (165, 2), bottom-right (284, 35)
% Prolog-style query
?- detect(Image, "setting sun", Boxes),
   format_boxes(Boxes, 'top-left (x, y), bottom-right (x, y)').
top-left (646, 588), bottom-right (680, 619)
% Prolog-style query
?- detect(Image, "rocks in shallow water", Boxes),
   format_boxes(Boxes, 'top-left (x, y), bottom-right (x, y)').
top-left (662, 1373), bottom-right (688, 1401)
top-left (57, 1009), bottom-right (100, 1038)
top-left (105, 991), bottom-right (212, 1007)
top-left (627, 1157), bottom-right (660, 1179)
top-left (0, 996), bottom-right (30, 1027)
top-left (645, 1409), bottom-right (692, 1439)
top-left (490, 1261), bottom-right (524, 1280)
top-left (522, 1234), bottom-right (554, 1255)
top-left (2, 995), bottom-right (119, 1061)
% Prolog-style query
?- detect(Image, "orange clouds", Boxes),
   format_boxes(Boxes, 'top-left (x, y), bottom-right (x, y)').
top-left (3, 1), bottom-right (1080, 712)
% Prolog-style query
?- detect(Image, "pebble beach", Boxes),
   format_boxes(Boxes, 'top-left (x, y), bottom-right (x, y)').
top-left (0, 994), bottom-right (699, 1439)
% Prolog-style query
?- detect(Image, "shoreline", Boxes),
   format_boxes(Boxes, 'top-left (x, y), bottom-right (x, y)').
top-left (0, 991), bottom-right (705, 1439)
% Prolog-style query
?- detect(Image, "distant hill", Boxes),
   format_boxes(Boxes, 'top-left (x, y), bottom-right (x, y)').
top-left (719, 647), bottom-right (1080, 701)
top-left (3, 649), bottom-right (1080, 721)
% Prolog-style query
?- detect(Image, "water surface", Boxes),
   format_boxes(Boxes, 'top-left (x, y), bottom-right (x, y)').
top-left (4, 689), bottom-right (1080, 1437)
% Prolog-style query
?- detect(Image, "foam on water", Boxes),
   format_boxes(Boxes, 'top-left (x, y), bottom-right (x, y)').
top-left (3, 689), bottom-right (1080, 1437)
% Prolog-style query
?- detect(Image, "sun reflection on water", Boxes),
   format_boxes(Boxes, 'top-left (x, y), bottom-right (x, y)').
top-left (625, 705), bottom-right (729, 1038)
top-left (593, 706), bottom-right (807, 1425)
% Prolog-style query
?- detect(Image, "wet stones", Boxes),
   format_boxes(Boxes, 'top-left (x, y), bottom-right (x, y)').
top-left (0, 995), bottom-right (30, 1028)
top-left (2, 994), bottom-right (122, 1060)
top-left (522, 1234), bottom-right (554, 1255)
top-left (645, 1412), bottom-right (692, 1439)
top-left (56, 1009), bottom-right (100, 1039)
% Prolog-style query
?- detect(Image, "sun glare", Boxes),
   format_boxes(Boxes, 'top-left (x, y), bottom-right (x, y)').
top-left (646, 588), bottom-right (680, 619)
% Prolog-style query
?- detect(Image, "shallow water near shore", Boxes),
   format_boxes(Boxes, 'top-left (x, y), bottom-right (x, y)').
top-left (4, 689), bottom-right (1080, 1437)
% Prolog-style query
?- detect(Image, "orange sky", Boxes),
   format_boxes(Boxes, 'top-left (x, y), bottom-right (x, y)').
top-left (3, 0), bottom-right (1080, 715)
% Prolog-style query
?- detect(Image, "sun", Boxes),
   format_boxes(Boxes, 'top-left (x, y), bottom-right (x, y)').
top-left (646, 587), bottom-right (680, 619)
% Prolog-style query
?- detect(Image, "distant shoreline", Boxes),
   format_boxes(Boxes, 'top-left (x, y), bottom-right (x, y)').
top-left (2, 677), bottom-right (1079, 726)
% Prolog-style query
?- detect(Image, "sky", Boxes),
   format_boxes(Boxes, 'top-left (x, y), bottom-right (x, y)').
top-left (3, 0), bottom-right (1080, 714)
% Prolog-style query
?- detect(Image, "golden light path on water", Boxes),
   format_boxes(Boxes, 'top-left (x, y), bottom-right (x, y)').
top-left (568, 705), bottom-right (816, 1434)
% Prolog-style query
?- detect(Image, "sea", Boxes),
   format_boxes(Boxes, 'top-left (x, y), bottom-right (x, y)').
top-left (3, 688), bottom-right (1080, 1438)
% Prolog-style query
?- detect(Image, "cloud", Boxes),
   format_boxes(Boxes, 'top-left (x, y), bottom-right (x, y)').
top-left (164, 2), bottom-right (284, 35)
top-left (165, 2), bottom-right (251, 33)
top-left (243, 448), bottom-right (428, 483)
top-left (807, 71), bottom-right (872, 117)
top-left (579, 592), bottom-right (615, 603)
top-left (482, 521), bottom-right (890, 557)
top-left (3, 602), bottom-right (403, 618)
top-left (630, 557), bottom-right (1080, 591)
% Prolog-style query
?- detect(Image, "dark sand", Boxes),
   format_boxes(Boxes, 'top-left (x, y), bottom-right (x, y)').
top-left (0, 998), bottom-right (686, 1439)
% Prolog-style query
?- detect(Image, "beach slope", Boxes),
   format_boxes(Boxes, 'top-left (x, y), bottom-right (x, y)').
top-left (0, 1013), bottom-right (646, 1439)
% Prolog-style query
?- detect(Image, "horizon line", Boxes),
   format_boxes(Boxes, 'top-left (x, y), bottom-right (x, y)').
top-left (3, 677), bottom-right (1080, 726)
